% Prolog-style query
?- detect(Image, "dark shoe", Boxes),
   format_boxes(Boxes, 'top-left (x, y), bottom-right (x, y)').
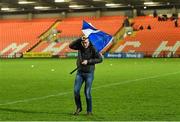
top-left (73, 108), bottom-right (82, 115)
top-left (86, 112), bottom-right (93, 116)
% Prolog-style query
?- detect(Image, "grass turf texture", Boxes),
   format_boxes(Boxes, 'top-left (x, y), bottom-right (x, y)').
top-left (0, 58), bottom-right (180, 121)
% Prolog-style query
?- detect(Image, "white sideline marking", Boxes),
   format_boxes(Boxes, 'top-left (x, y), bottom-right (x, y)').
top-left (0, 71), bottom-right (180, 106)
top-left (0, 92), bottom-right (72, 106)
top-left (92, 71), bottom-right (180, 89)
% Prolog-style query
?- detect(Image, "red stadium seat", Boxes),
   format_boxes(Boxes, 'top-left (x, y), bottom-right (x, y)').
top-left (0, 18), bottom-right (57, 57)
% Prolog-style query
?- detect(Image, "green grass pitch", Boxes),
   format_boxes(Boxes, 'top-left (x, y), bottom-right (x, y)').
top-left (0, 58), bottom-right (180, 121)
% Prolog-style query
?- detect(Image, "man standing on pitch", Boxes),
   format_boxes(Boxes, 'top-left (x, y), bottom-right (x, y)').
top-left (69, 36), bottom-right (103, 115)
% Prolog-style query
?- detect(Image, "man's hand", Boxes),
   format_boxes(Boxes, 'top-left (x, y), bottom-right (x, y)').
top-left (81, 60), bottom-right (88, 65)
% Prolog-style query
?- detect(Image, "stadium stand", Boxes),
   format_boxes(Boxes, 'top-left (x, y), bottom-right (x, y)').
top-left (0, 16), bottom-right (125, 58)
top-left (31, 16), bottom-right (125, 56)
top-left (111, 16), bottom-right (180, 57)
top-left (132, 16), bottom-right (178, 30)
top-left (0, 18), bottom-right (57, 58)
top-left (32, 41), bottom-right (75, 56)
top-left (56, 16), bottom-right (125, 37)
top-left (2, 15), bottom-right (179, 58)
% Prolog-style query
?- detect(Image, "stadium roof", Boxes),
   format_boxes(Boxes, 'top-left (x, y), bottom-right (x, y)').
top-left (0, 0), bottom-right (180, 13)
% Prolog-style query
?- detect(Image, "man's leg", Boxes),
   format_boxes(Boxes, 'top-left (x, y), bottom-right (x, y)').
top-left (84, 72), bottom-right (94, 114)
top-left (74, 71), bottom-right (83, 114)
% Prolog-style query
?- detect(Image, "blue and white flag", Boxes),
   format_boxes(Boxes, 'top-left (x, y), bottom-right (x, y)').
top-left (82, 20), bottom-right (113, 53)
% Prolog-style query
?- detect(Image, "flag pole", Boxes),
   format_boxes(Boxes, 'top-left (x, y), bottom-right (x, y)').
top-left (70, 67), bottom-right (79, 74)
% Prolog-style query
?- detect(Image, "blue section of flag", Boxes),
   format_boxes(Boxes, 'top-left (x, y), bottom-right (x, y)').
top-left (82, 20), bottom-right (97, 31)
top-left (82, 20), bottom-right (113, 52)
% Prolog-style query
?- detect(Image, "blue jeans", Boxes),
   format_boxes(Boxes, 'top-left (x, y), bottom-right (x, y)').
top-left (74, 71), bottom-right (94, 112)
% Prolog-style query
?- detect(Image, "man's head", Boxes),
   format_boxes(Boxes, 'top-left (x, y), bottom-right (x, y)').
top-left (81, 36), bottom-right (90, 48)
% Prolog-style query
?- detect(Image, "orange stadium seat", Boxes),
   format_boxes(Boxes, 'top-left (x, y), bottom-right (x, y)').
top-left (111, 16), bottom-right (180, 57)
top-left (32, 16), bottom-right (125, 55)
top-left (0, 18), bottom-right (57, 57)
top-left (57, 16), bottom-right (125, 37)
top-left (0, 16), bottom-right (125, 57)
top-left (113, 29), bottom-right (180, 57)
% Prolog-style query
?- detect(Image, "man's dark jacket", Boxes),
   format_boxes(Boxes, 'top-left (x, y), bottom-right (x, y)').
top-left (69, 38), bottom-right (103, 73)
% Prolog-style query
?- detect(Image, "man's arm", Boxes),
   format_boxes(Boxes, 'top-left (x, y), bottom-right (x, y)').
top-left (69, 38), bottom-right (82, 50)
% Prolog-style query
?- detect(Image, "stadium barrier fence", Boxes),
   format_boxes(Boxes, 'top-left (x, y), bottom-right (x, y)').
top-left (1, 51), bottom-right (180, 59)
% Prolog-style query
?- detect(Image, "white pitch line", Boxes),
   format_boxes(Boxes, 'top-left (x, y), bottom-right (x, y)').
top-left (0, 71), bottom-right (180, 106)
top-left (92, 71), bottom-right (180, 90)
top-left (0, 91), bottom-right (72, 106)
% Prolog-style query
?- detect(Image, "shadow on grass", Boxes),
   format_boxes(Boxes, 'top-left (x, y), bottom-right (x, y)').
top-left (0, 107), bottom-right (73, 116)
top-left (0, 107), bottom-right (103, 120)
top-left (0, 108), bottom-right (105, 121)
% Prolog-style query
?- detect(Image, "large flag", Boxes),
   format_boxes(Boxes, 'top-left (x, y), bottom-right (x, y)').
top-left (82, 20), bottom-right (113, 53)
